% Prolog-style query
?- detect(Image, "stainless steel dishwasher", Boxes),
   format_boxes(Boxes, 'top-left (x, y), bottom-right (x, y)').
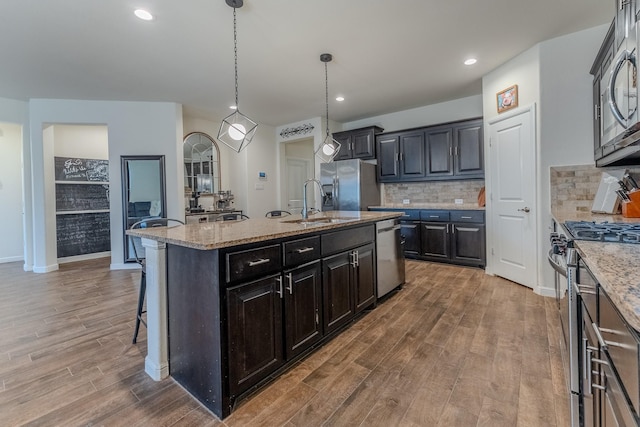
top-left (375, 218), bottom-right (405, 298)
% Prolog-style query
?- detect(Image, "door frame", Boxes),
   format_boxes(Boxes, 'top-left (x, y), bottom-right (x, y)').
top-left (485, 103), bottom-right (538, 289)
top-left (279, 137), bottom-right (314, 213)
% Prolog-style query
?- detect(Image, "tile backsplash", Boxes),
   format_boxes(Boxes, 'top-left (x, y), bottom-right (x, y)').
top-left (383, 180), bottom-right (485, 205)
top-left (550, 165), bottom-right (640, 213)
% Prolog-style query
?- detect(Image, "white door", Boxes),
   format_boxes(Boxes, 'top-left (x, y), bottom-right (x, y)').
top-left (286, 158), bottom-right (309, 213)
top-left (488, 105), bottom-right (537, 288)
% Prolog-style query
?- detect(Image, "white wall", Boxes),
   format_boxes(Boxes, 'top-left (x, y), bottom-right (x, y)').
top-left (0, 123), bottom-right (24, 263)
top-left (52, 124), bottom-right (109, 159)
top-left (28, 99), bottom-right (183, 272)
top-left (0, 97), bottom-right (31, 270)
top-left (343, 95), bottom-right (483, 133)
top-left (482, 24), bottom-right (609, 295)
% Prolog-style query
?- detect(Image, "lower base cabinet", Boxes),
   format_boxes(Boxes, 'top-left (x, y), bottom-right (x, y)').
top-left (167, 223), bottom-right (378, 419)
top-left (227, 274), bottom-right (284, 396)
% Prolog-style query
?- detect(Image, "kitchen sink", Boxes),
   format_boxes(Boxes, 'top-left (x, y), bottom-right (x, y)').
top-left (281, 216), bottom-right (359, 226)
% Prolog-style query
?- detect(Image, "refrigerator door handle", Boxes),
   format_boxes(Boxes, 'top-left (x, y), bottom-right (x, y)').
top-left (333, 177), bottom-right (339, 209)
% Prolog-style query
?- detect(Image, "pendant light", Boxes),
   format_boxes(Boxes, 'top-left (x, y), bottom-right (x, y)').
top-left (315, 53), bottom-right (341, 163)
top-left (217, 0), bottom-right (258, 153)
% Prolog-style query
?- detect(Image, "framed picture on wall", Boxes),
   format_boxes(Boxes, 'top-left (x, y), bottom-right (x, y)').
top-left (496, 84), bottom-right (518, 113)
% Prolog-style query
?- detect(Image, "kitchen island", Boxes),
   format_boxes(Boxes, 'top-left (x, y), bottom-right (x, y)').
top-left (127, 210), bottom-right (402, 418)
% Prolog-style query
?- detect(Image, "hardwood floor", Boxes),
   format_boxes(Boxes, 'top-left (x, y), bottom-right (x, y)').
top-left (0, 258), bottom-right (569, 426)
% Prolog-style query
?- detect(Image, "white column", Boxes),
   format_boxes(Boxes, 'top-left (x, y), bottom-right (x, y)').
top-left (141, 238), bottom-right (169, 381)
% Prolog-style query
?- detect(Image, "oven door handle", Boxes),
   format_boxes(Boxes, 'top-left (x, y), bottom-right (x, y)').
top-left (547, 249), bottom-right (567, 277)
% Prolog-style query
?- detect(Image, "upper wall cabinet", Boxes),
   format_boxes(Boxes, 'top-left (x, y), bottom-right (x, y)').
top-left (376, 117), bottom-right (484, 183)
top-left (332, 126), bottom-right (384, 161)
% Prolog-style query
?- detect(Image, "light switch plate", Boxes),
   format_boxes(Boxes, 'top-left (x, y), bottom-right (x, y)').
top-left (454, 199), bottom-right (463, 204)
top-left (402, 199), bottom-right (410, 205)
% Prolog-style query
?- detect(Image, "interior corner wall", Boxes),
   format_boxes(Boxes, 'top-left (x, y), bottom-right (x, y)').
top-left (536, 24), bottom-right (610, 293)
top-left (0, 123), bottom-right (25, 263)
top-left (342, 95), bottom-right (484, 133)
top-left (29, 99), bottom-right (183, 272)
top-left (0, 97), bottom-right (32, 271)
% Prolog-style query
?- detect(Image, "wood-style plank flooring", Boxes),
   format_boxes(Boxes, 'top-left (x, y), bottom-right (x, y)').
top-left (0, 258), bottom-right (569, 426)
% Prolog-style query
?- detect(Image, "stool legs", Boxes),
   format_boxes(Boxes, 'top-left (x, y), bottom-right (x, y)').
top-left (132, 271), bottom-right (147, 344)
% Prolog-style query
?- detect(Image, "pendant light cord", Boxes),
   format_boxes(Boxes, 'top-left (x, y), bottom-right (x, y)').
top-left (233, 7), bottom-right (239, 109)
top-left (325, 61), bottom-right (330, 137)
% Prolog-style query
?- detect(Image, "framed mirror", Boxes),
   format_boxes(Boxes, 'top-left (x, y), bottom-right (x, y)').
top-left (121, 155), bottom-right (166, 262)
top-left (183, 132), bottom-right (221, 195)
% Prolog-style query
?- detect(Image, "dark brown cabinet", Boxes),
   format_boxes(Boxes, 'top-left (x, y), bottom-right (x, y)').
top-left (421, 222), bottom-right (450, 260)
top-left (420, 210), bottom-right (485, 267)
top-left (376, 118), bottom-right (483, 183)
top-left (226, 274), bottom-right (284, 396)
top-left (322, 242), bottom-right (376, 335)
top-left (333, 126), bottom-right (383, 160)
top-left (376, 130), bottom-right (426, 181)
top-left (400, 221), bottom-right (420, 255)
top-left (283, 260), bottom-right (322, 359)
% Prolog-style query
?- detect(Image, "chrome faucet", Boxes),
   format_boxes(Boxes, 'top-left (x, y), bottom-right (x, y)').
top-left (302, 179), bottom-right (325, 219)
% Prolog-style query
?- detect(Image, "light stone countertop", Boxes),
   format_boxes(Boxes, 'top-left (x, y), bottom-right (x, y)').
top-left (127, 210), bottom-right (402, 250)
top-left (574, 240), bottom-right (640, 332)
top-left (551, 209), bottom-right (640, 330)
top-left (369, 203), bottom-right (484, 210)
top-left (552, 209), bottom-right (640, 224)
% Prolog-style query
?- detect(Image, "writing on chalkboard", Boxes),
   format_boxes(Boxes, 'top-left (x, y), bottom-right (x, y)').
top-left (56, 212), bottom-right (111, 257)
top-left (55, 157), bottom-right (109, 182)
top-left (56, 184), bottom-right (110, 211)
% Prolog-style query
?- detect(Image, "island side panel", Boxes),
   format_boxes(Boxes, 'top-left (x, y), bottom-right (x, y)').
top-left (167, 244), bottom-right (229, 418)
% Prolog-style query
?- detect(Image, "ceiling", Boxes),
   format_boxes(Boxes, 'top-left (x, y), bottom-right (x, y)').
top-left (0, 1), bottom-right (612, 126)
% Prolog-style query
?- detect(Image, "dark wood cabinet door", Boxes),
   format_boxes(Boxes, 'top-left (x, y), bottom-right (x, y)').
top-left (421, 222), bottom-right (449, 260)
top-left (322, 252), bottom-right (354, 334)
top-left (400, 221), bottom-right (420, 256)
top-left (333, 133), bottom-right (353, 161)
top-left (351, 129), bottom-right (376, 159)
top-left (425, 126), bottom-right (453, 178)
top-left (450, 224), bottom-right (486, 267)
top-left (454, 120), bottom-right (484, 178)
top-left (353, 243), bottom-right (375, 313)
top-left (226, 275), bottom-right (284, 396)
top-left (400, 131), bottom-right (426, 179)
top-left (283, 261), bottom-right (322, 359)
top-left (377, 135), bottom-right (400, 181)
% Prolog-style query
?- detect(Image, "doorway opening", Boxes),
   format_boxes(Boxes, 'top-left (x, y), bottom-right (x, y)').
top-left (281, 138), bottom-right (314, 214)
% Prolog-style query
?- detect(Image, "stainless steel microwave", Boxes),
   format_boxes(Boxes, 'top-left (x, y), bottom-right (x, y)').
top-left (598, 21), bottom-right (640, 166)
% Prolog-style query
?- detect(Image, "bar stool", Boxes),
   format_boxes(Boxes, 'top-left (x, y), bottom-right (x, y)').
top-left (130, 217), bottom-right (184, 344)
top-left (265, 210), bottom-right (291, 218)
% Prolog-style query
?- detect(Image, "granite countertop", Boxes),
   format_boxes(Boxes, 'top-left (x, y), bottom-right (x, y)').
top-left (551, 209), bottom-right (640, 224)
top-left (370, 203), bottom-right (484, 210)
top-left (574, 240), bottom-right (640, 331)
top-left (127, 210), bottom-right (402, 250)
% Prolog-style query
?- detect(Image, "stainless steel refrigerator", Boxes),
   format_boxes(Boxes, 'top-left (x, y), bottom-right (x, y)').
top-left (320, 159), bottom-right (380, 211)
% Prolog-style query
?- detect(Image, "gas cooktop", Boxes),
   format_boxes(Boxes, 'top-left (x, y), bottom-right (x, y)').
top-left (563, 221), bottom-right (640, 244)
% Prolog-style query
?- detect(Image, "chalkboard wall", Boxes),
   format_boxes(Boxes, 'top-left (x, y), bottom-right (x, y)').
top-left (54, 156), bottom-right (111, 258)
top-left (56, 212), bottom-right (111, 257)
top-left (56, 184), bottom-right (110, 211)
top-left (55, 157), bottom-right (109, 182)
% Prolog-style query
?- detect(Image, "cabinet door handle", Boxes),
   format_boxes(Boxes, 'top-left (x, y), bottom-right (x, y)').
top-left (455, 146), bottom-right (459, 156)
top-left (449, 146), bottom-right (452, 156)
top-left (592, 322), bottom-right (609, 351)
top-left (248, 258), bottom-right (270, 267)
top-left (295, 247), bottom-right (314, 254)
top-left (451, 224), bottom-right (455, 234)
top-left (286, 273), bottom-right (293, 295)
top-left (275, 276), bottom-right (283, 299)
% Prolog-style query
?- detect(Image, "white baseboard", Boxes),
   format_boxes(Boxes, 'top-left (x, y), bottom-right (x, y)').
top-left (536, 285), bottom-right (555, 298)
top-left (58, 251), bottom-right (110, 264)
top-left (23, 263), bottom-right (33, 272)
top-left (33, 263), bottom-right (59, 273)
top-left (110, 262), bottom-right (141, 270)
top-left (0, 255), bottom-right (24, 264)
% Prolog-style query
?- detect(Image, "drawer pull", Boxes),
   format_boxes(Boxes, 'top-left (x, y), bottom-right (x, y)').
top-left (295, 247), bottom-right (314, 254)
top-left (248, 258), bottom-right (270, 267)
top-left (577, 285), bottom-right (597, 295)
top-left (461, 216), bottom-right (472, 219)
top-left (592, 322), bottom-right (609, 351)
top-left (429, 215), bottom-right (440, 218)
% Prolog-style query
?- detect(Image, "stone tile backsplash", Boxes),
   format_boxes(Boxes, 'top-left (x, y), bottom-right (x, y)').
top-left (550, 165), bottom-right (640, 213)
top-left (383, 180), bottom-right (485, 205)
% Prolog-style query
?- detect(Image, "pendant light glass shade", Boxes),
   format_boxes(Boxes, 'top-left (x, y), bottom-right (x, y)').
top-left (315, 53), bottom-right (341, 163)
top-left (218, 109), bottom-right (258, 153)
top-left (217, 0), bottom-right (257, 153)
top-left (315, 134), bottom-right (341, 163)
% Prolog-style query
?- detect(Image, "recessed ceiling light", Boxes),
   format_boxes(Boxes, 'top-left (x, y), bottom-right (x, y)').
top-left (229, 105), bottom-right (238, 110)
top-left (336, 96), bottom-right (345, 102)
top-left (134, 9), bottom-right (154, 21)
top-left (464, 58), bottom-right (477, 66)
